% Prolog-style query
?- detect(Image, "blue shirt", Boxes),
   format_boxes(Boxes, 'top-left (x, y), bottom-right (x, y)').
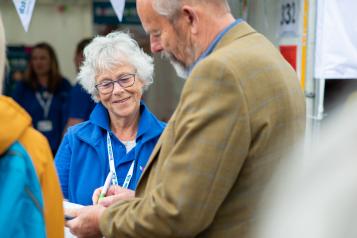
top-left (12, 79), bottom-right (72, 154)
top-left (190, 19), bottom-right (243, 72)
top-left (55, 102), bottom-right (165, 205)
top-left (64, 83), bottom-right (96, 123)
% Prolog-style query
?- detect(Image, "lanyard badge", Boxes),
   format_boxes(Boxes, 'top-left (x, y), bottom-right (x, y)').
top-left (106, 132), bottom-right (135, 188)
top-left (35, 92), bottom-right (53, 132)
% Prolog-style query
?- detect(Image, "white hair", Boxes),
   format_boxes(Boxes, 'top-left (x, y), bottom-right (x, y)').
top-left (78, 31), bottom-right (154, 102)
top-left (152, 0), bottom-right (230, 20)
top-left (152, 0), bottom-right (182, 19)
top-left (0, 13), bottom-right (5, 93)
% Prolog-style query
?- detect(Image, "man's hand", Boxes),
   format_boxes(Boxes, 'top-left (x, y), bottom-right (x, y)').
top-left (66, 205), bottom-right (105, 238)
top-left (92, 185), bottom-right (135, 207)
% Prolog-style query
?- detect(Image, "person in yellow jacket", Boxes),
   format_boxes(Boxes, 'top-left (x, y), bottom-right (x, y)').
top-left (0, 14), bottom-right (64, 238)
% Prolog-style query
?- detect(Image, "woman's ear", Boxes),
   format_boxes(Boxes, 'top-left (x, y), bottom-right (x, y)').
top-left (94, 93), bottom-right (100, 103)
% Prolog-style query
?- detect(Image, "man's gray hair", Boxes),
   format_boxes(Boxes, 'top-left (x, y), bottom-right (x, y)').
top-left (152, 0), bottom-right (182, 20)
top-left (78, 31), bottom-right (154, 102)
top-left (0, 13), bottom-right (5, 93)
top-left (152, 0), bottom-right (230, 21)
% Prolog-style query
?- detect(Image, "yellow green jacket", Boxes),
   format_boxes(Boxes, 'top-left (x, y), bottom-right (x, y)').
top-left (0, 96), bottom-right (64, 238)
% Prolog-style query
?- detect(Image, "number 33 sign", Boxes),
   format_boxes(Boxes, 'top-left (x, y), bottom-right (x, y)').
top-left (279, 0), bottom-right (301, 37)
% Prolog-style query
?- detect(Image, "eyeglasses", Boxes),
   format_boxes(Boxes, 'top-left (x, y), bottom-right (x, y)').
top-left (95, 73), bottom-right (136, 95)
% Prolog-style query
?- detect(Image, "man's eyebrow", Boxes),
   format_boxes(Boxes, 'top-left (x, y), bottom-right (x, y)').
top-left (143, 25), bottom-right (159, 36)
top-left (141, 25), bottom-right (149, 34)
top-left (151, 30), bottom-right (161, 35)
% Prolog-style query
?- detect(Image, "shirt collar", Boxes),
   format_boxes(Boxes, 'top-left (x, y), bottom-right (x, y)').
top-left (136, 101), bottom-right (158, 139)
top-left (189, 18), bottom-right (243, 72)
top-left (89, 103), bottom-right (111, 131)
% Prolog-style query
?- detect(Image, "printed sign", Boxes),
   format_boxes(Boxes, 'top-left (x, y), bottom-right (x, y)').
top-left (12, 0), bottom-right (36, 32)
top-left (279, 0), bottom-right (300, 37)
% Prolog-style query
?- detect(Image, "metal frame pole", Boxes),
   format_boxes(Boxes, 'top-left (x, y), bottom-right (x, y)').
top-left (304, 0), bottom-right (321, 148)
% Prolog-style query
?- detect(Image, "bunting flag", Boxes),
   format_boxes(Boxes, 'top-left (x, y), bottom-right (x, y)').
top-left (12, 0), bottom-right (36, 32)
top-left (110, 0), bottom-right (126, 22)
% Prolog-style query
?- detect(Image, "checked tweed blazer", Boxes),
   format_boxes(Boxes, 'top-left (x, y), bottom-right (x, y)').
top-left (100, 22), bottom-right (306, 238)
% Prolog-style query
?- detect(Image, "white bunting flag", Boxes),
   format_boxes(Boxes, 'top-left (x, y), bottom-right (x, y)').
top-left (12, 0), bottom-right (36, 32)
top-left (110, 0), bottom-right (126, 22)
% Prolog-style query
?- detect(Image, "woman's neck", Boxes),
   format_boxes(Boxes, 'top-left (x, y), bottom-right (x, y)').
top-left (38, 75), bottom-right (49, 88)
top-left (110, 111), bottom-right (140, 141)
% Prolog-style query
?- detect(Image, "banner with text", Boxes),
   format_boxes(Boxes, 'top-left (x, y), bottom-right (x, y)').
top-left (279, 0), bottom-right (300, 37)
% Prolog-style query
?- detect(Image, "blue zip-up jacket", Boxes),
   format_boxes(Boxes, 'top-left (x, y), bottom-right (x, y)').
top-left (55, 102), bottom-right (165, 205)
top-left (12, 79), bottom-right (72, 154)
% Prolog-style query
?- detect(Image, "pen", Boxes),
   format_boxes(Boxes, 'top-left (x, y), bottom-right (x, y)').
top-left (97, 171), bottom-right (113, 203)
top-left (65, 214), bottom-right (75, 221)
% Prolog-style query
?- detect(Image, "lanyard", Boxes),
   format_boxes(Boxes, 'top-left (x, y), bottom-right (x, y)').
top-left (35, 92), bottom-right (53, 119)
top-left (106, 132), bottom-right (135, 188)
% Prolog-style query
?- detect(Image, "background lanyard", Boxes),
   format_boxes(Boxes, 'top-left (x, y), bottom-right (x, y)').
top-left (106, 132), bottom-right (135, 188)
top-left (35, 92), bottom-right (53, 118)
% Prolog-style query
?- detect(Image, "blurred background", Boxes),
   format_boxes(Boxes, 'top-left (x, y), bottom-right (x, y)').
top-left (2, 1), bottom-right (357, 236)
top-left (1, 0), bottom-right (357, 134)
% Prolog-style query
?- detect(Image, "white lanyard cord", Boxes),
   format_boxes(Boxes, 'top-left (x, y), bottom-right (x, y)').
top-left (122, 160), bottom-right (135, 189)
top-left (35, 92), bottom-right (53, 119)
top-left (106, 132), bottom-right (135, 188)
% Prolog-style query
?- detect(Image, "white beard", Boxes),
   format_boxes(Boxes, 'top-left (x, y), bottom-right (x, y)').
top-left (161, 52), bottom-right (189, 79)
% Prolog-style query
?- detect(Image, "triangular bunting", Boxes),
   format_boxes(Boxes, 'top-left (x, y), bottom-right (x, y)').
top-left (12, 0), bottom-right (36, 32)
top-left (110, 0), bottom-right (126, 22)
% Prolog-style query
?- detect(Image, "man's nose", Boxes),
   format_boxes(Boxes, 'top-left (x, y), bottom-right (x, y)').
top-left (150, 36), bottom-right (163, 53)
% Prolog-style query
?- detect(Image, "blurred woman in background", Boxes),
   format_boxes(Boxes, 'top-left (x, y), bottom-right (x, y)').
top-left (12, 42), bottom-right (71, 154)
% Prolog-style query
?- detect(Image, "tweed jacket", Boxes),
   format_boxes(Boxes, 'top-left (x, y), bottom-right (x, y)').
top-left (100, 22), bottom-right (306, 238)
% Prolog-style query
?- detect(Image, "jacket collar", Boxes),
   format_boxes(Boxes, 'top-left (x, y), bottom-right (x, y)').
top-left (214, 21), bottom-right (256, 52)
top-left (190, 19), bottom-right (243, 72)
top-left (89, 102), bottom-right (111, 132)
top-left (75, 101), bottom-right (164, 147)
top-left (136, 101), bottom-right (164, 141)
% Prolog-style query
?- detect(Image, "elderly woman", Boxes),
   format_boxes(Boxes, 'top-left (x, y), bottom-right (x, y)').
top-left (55, 32), bottom-right (165, 205)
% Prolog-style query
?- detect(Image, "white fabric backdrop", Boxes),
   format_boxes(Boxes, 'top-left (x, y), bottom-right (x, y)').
top-left (315, 0), bottom-right (357, 79)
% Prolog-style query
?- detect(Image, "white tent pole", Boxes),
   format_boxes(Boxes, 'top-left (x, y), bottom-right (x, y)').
top-left (304, 0), bottom-right (320, 147)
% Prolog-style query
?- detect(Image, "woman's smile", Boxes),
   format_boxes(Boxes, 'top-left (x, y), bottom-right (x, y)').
top-left (112, 96), bottom-right (131, 104)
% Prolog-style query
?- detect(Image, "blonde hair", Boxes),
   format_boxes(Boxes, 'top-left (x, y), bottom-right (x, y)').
top-left (0, 13), bottom-right (5, 93)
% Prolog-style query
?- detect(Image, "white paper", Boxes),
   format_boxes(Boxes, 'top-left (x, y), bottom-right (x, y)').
top-left (110, 0), bottom-right (126, 22)
top-left (315, 0), bottom-right (357, 79)
top-left (63, 201), bottom-right (83, 238)
top-left (63, 200), bottom-right (83, 210)
top-left (65, 228), bottom-right (77, 238)
top-left (12, 0), bottom-right (36, 32)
